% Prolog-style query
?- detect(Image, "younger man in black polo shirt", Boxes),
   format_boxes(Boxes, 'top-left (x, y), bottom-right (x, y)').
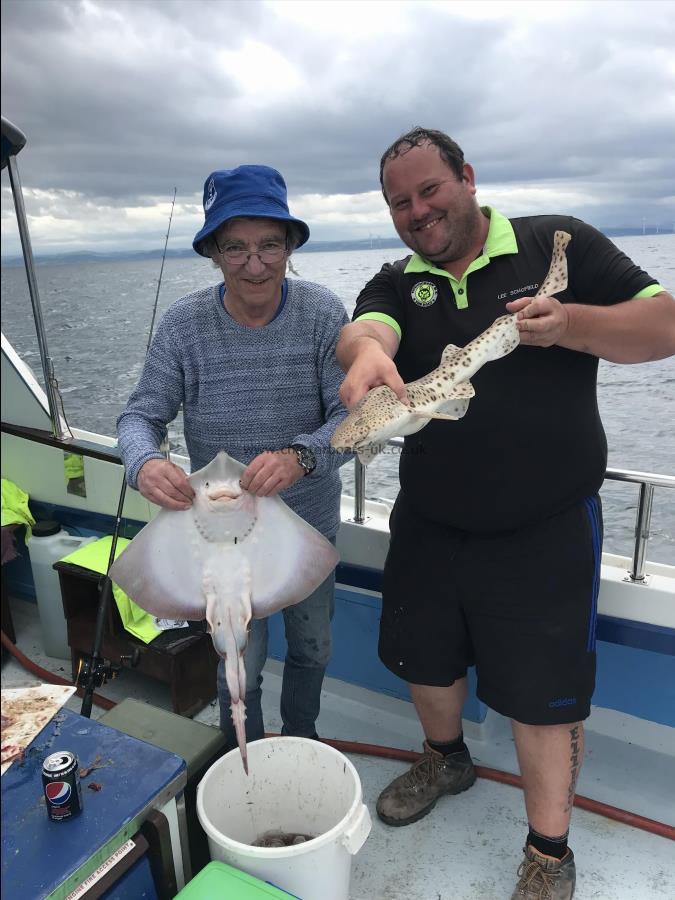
top-left (336, 127), bottom-right (675, 900)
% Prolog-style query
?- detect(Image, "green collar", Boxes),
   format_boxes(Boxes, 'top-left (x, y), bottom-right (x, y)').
top-left (404, 207), bottom-right (517, 277)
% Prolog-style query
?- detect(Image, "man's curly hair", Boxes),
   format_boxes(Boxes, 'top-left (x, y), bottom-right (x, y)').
top-left (379, 127), bottom-right (465, 203)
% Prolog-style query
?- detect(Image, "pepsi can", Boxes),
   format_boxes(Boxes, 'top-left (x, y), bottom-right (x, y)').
top-left (42, 751), bottom-right (83, 821)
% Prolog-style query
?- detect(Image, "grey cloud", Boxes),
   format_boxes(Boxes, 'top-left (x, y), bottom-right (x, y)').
top-left (2, 0), bottom-right (674, 245)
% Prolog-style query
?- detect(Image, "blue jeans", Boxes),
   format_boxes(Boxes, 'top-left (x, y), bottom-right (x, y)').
top-left (217, 564), bottom-right (336, 750)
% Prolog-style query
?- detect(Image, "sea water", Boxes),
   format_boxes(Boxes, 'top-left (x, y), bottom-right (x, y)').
top-left (1, 235), bottom-right (674, 563)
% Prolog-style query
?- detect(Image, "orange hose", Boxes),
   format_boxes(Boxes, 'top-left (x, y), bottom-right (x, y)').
top-left (3, 629), bottom-right (672, 841)
top-left (1, 629), bottom-right (116, 710)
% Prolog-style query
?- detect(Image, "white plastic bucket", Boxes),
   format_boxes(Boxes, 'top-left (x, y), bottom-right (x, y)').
top-left (27, 521), bottom-right (95, 659)
top-left (196, 737), bottom-right (372, 900)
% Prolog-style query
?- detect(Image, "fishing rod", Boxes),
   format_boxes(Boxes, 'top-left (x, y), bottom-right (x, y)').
top-left (79, 188), bottom-right (177, 717)
top-left (147, 188), bottom-right (177, 355)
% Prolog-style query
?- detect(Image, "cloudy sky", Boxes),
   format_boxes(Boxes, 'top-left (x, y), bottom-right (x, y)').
top-left (2, 0), bottom-right (674, 256)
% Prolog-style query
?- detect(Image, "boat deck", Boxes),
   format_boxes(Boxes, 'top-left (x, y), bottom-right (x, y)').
top-left (2, 595), bottom-right (674, 900)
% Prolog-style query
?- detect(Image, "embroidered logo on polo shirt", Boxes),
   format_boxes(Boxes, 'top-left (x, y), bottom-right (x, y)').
top-left (411, 281), bottom-right (438, 307)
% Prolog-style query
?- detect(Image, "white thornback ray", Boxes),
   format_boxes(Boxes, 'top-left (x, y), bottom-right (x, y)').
top-left (332, 230), bottom-right (572, 465)
top-left (109, 451), bottom-right (339, 774)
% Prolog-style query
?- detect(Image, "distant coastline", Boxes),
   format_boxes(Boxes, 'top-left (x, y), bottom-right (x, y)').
top-left (0, 237), bottom-right (408, 268)
top-left (1, 229), bottom-right (672, 268)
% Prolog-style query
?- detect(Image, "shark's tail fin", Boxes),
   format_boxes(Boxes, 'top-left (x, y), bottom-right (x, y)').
top-left (535, 230), bottom-right (571, 298)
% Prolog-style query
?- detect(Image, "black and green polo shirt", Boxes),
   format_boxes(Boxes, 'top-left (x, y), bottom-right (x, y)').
top-left (353, 209), bottom-right (664, 533)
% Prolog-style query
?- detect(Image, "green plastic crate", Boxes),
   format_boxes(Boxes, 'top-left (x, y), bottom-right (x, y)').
top-left (174, 860), bottom-right (300, 898)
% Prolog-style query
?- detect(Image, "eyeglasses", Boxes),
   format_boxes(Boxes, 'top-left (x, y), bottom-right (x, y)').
top-left (214, 237), bottom-right (288, 265)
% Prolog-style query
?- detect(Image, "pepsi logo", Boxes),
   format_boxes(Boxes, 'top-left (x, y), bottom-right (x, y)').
top-left (46, 781), bottom-right (72, 805)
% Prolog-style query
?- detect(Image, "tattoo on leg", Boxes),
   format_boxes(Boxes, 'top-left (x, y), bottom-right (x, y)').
top-left (566, 725), bottom-right (581, 812)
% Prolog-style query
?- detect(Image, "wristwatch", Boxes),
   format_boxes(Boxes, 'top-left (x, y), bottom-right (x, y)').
top-left (290, 443), bottom-right (317, 477)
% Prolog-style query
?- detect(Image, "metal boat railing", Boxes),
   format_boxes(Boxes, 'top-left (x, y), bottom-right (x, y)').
top-left (2, 115), bottom-right (69, 441)
top-left (347, 438), bottom-right (674, 584)
top-left (605, 467), bottom-right (674, 582)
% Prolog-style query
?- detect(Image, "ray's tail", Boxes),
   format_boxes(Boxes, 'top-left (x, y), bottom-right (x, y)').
top-left (229, 652), bottom-right (248, 774)
top-left (205, 572), bottom-right (252, 775)
top-left (224, 620), bottom-right (250, 774)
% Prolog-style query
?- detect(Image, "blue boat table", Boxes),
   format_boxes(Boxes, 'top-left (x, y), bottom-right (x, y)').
top-left (1, 707), bottom-right (189, 899)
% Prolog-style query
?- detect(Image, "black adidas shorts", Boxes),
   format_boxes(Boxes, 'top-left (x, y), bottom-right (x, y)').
top-left (379, 493), bottom-right (603, 725)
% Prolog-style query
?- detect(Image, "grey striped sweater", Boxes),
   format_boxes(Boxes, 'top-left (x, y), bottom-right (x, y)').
top-left (117, 278), bottom-right (350, 537)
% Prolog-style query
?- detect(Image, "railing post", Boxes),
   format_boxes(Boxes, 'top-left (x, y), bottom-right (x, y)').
top-left (353, 459), bottom-right (366, 524)
top-left (6, 154), bottom-right (68, 441)
top-left (630, 482), bottom-right (654, 583)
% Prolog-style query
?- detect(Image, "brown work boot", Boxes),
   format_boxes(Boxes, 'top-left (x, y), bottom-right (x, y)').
top-left (376, 741), bottom-right (476, 826)
top-left (511, 846), bottom-right (576, 899)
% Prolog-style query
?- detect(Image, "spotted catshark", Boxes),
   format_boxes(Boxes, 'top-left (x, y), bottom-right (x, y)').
top-left (332, 230), bottom-right (571, 465)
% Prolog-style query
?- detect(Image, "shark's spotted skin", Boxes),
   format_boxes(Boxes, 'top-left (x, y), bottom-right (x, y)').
top-left (332, 316), bottom-right (517, 464)
top-left (332, 231), bottom-right (572, 465)
top-left (538, 229), bottom-right (571, 297)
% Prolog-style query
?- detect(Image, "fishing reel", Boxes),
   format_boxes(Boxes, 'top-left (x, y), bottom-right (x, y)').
top-left (76, 648), bottom-right (141, 688)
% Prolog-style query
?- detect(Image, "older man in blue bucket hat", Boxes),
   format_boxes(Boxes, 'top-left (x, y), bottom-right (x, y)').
top-left (117, 164), bottom-right (351, 747)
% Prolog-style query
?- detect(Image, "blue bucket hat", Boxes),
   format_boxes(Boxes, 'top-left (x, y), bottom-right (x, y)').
top-left (192, 165), bottom-right (310, 257)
